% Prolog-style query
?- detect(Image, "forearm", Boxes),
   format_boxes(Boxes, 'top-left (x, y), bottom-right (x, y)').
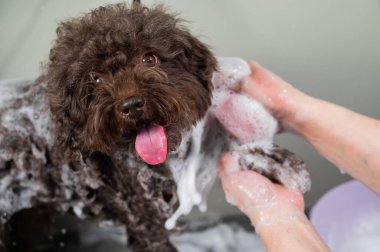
top-left (241, 60), bottom-right (380, 194)
top-left (293, 96), bottom-right (380, 194)
top-left (254, 212), bottom-right (330, 252)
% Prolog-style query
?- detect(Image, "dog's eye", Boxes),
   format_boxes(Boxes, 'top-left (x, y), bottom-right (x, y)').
top-left (90, 72), bottom-right (104, 84)
top-left (141, 53), bottom-right (159, 67)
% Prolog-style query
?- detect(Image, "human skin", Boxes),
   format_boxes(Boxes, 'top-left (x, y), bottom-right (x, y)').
top-left (241, 60), bottom-right (380, 194)
top-left (219, 60), bottom-right (380, 251)
top-left (219, 153), bottom-right (330, 252)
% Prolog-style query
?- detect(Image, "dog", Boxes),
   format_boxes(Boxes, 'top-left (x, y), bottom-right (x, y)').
top-left (0, 1), bottom-right (310, 251)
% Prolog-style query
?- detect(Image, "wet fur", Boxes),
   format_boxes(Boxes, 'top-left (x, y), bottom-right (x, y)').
top-left (0, 2), bottom-right (216, 251)
top-left (0, 2), bottom-right (310, 252)
top-left (45, 2), bottom-right (216, 155)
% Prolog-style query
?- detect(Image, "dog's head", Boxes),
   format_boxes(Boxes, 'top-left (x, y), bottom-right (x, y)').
top-left (45, 2), bottom-right (217, 164)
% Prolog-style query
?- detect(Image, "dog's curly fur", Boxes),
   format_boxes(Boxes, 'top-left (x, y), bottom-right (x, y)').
top-left (0, 2), bottom-right (311, 251)
top-left (46, 2), bottom-right (216, 156)
top-left (0, 2), bottom-right (216, 251)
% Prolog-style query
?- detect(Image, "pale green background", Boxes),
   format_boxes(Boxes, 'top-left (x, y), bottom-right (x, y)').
top-left (1, 0), bottom-right (380, 216)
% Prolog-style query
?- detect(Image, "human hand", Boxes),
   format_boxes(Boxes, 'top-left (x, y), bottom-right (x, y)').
top-left (240, 61), bottom-right (311, 132)
top-left (241, 60), bottom-right (380, 194)
top-left (219, 152), bottom-right (304, 230)
top-left (219, 152), bottom-right (330, 251)
top-left (211, 58), bottom-right (278, 143)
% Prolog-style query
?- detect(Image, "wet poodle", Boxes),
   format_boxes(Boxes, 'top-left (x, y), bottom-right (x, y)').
top-left (0, 1), bottom-right (310, 251)
top-left (0, 1), bottom-right (216, 251)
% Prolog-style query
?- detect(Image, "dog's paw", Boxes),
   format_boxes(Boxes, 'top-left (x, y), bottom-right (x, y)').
top-left (234, 144), bottom-right (311, 193)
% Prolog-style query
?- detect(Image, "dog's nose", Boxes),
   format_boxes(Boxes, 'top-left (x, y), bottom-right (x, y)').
top-left (120, 96), bottom-right (145, 118)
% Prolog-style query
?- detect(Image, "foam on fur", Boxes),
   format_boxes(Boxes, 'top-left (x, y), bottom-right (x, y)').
top-left (212, 57), bottom-right (278, 143)
top-left (0, 3), bottom-right (310, 249)
top-left (166, 116), bottom-right (224, 229)
top-left (213, 58), bottom-right (310, 193)
top-left (213, 90), bottom-right (278, 142)
top-left (165, 57), bottom-right (311, 230)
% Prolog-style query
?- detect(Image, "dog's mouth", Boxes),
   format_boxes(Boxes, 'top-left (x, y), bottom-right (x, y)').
top-left (135, 123), bottom-right (168, 165)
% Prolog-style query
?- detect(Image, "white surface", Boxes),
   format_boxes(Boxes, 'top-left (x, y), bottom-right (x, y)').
top-left (172, 223), bottom-right (265, 252)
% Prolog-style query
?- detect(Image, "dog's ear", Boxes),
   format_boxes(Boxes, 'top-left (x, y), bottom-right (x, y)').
top-left (133, 0), bottom-right (141, 5)
top-left (180, 33), bottom-right (217, 92)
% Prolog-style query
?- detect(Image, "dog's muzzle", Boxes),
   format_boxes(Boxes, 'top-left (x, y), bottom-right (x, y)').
top-left (120, 96), bottom-right (145, 119)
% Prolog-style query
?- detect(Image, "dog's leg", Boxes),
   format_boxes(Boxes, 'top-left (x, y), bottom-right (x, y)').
top-left (235, 145), bottom-right (311, 193)
top-left (97, 185), bottom-right (178, 252)
top-left (91, 152), bottom-right (179, 252)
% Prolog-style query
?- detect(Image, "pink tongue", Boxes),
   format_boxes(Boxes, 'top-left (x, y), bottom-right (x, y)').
top-left (135, 124), bottom-right (168, 165)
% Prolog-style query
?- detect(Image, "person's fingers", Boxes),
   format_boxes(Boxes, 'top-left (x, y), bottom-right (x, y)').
top-left (240, 61), bottom-right (293, 115)
top-left (212, 90), bottom-right (278, 142)
top-left (220, 156), bottom-right (328, 251)
top-left (219, 152), bottom-right (305, 217)
top-left (240, 60), bottom-right (312, 133)
top-left (220, 170), bottom-right (275, 217)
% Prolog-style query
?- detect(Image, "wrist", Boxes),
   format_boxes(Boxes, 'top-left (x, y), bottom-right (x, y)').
top-left (252, 210), bottom-right (329, 252)
top-left (278, 89), bottom-right (315, 134)
top-left (247, 203), bottom-right (306, 234)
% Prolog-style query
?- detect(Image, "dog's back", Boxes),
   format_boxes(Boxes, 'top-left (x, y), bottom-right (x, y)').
top-left (0, 80), bottom-right (55, 217)
top-left (0, 80), bottom-right (58, 250)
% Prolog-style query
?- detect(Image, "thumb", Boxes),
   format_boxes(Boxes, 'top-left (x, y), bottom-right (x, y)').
top-left (219, 152), bottom-right (305, 219)
top-left (219, 153), bottom-right (276, 212)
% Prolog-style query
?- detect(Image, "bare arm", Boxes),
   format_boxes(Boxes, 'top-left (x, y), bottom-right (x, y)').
top-left (241, 61), bottom-right (380, 194)
top-left (294, 97), bottom-right (380, 193)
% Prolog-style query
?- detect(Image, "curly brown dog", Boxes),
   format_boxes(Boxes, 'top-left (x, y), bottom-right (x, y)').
top-left (0, 1), bottom-right (216, 251)
top-left (0, 1), bottom-right (310, 251)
